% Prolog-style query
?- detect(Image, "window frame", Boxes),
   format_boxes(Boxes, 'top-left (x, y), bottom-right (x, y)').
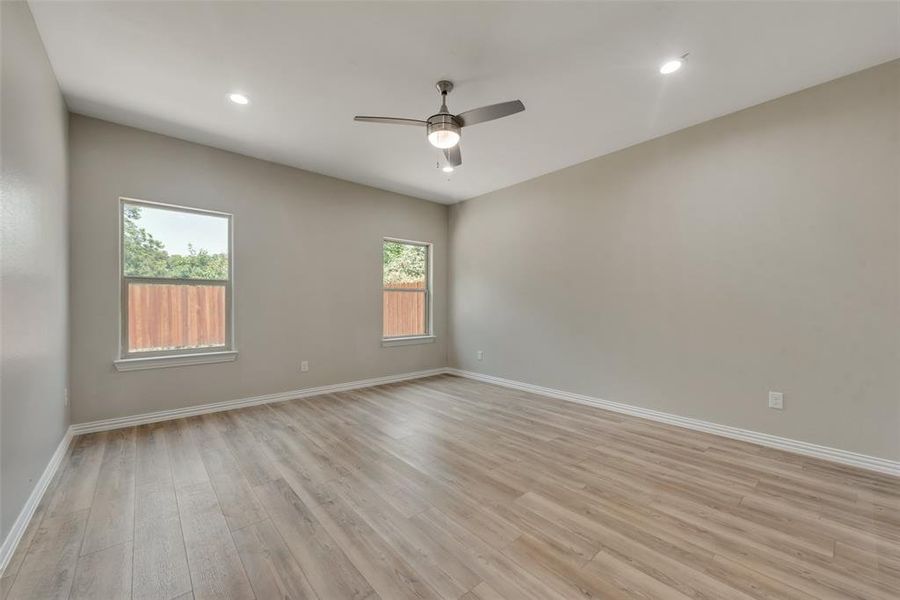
top-left (118, 197), bottom-right (235, 361)
top-left (382, 237), bottom-right (433, 343)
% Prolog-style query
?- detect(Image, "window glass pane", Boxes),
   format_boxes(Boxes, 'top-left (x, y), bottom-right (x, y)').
top-left (123, 203), bottom-right (229, 280)
top-left (383, 290), bottom-right (426, 337)
top-left (128, 281), bottom-right (226, 352)
top-left (383, 241), bottom-right (426, 288)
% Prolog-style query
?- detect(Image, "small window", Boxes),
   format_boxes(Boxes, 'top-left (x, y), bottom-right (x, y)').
top-left (383, 239), bottom-right (431, 339)
top-left (120, 198), bottom-right (232, 358)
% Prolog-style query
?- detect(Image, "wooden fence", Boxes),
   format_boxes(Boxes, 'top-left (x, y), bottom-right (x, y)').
top-left (128, 282), bottom-right (226, 352)
top-left (383, 280), bottom-right (426, 337)
top-left (128, 281), bottom-right (425, 351)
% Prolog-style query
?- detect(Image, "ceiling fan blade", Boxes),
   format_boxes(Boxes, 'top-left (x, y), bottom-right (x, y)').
top-left (443, 145), bottom-right (462, 167)
top-left (456, 100), bottom-right (524, 127)
top-left (353, 116), bottom-right (426, 126)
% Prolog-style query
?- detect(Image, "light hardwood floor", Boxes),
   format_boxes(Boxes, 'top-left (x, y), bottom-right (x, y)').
top-left (2, 375), bottom-right (898, 599)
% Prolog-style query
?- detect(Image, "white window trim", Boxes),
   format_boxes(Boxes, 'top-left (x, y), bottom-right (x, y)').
top-left (114, 350), bottom-right (238, 372)
top-left (382, 237), bottom-right (434, 343)
top-left (118, 197), bottom-right (235, 366)
top-left (382, 335), bottom-right (436, 348)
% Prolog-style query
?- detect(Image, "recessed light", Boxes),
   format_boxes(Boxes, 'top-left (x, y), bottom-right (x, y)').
top-left (442, 165), bottom-right (454, 173)
top-left (229, 93), bottom-right (249, 105)
top-left (660, 56), bottom-right (687, 75)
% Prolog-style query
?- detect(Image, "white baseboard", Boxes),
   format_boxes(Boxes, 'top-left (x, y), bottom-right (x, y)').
top-left (70, 367), bottom-right (447, 435)
top-left (447, 368), bottom-right (900, 477)
top-left (72, 365), bottom-right (900, 475)
top-left (0, 427), bottom-right (74, 576)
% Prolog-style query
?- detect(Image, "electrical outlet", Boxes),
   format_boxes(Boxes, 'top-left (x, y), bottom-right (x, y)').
top-left (768, 391), bottom-right (784, 410)
top-left (300, 360), bottom-right (309, 372)
top-left (476, 350), bottom-right (483, 361)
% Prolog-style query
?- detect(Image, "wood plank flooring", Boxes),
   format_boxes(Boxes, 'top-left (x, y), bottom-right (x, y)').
top-left (2, 374), bottom-right (898, 599)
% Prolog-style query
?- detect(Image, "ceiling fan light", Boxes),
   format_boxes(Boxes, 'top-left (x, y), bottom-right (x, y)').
top-left (428, 129), bottom-right (460, 149)
top-left (426, 116), bottom-right (461, 149)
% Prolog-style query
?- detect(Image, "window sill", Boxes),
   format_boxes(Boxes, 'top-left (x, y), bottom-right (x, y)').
top-left (382, 336), bottom-right (436, 348)
top-left (114, 350), bottom-right (238, 372)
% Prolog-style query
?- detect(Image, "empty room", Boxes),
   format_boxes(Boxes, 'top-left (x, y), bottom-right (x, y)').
top-left (2, 1), bottom-right (899, 598)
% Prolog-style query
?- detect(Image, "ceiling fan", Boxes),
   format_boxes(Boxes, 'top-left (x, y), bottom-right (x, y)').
top-left (354, 80), bottom-right (525, 169)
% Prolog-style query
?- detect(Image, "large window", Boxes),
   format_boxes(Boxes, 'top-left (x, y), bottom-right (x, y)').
top-left (383, 238), bottom-right (431, 340)
top-left (120, 198), bottom-right (232, 360)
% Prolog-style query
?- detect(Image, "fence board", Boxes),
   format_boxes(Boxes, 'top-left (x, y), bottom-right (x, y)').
top-left (383, 280), bottom-right (426, 337)
top-left (128, 282), bottom-right (225, 352)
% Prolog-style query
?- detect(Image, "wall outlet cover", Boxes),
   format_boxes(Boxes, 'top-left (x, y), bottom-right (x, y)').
top-left (768, 391), bottom-right (784, 410)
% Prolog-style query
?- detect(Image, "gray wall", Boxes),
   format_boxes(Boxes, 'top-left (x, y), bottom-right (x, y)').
top-left (449, 60), bottom-right (900, 461)
top-left (69, 115), bottom-right (448, 424)
top-left (0, 1), bottom-right (70, 540)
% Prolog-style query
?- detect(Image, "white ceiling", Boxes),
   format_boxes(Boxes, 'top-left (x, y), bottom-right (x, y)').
top-left (29, 1), bottom-right (900, 204)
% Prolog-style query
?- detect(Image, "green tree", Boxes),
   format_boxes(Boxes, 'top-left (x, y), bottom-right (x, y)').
top-left (123, 206), bottom-right (228, 279)
top-left (167, 244), bottom-right (229, 279)
top-left (123, 206), bottom-right (169, 277)
top-left (383, 241), bottom-right (426, 285)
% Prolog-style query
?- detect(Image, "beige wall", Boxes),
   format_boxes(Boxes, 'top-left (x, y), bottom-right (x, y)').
top-left (69, 115), bottom-right (448, 424)
top-left (0, 2), bottom-right (70, 540)
top-left (449, 60), bottom-right (900, 461)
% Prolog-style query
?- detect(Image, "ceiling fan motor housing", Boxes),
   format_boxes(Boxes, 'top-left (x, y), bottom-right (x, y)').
top-left (426, 113), bottom-right (461, 139)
